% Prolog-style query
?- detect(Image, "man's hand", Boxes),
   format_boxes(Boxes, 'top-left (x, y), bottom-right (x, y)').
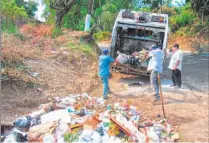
top-left (146, 52), bottom-right (150, 59)
top-left (173, 60), bottom-right (180, 70)
top-left (173, 66), bottom-right (177, 70)
top-left (113, 61), bottom-right (118, 66)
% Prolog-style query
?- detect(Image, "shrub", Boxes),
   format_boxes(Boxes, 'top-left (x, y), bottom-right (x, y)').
top-left (153, 6), bottom-right (176, 16)
top-left (20, 24), bottom-right (54, 37)
top-left (13, 33), bottom-right (25, 41)
top-left (138, 7), bottom-right (151, 12)
top-left (161, 6), bottom-right (177, 16)
top-left (170, 9), bottom-right (196, 32)
top-left (20, 24), bottom-right (34, 35)
top-left (52, 28), bottom-right (63, 38)
top-left (1, 20), bottom-right (17, 34)
top-left (93, 31), bottom-right (111, 42)
top-left (35, 24), bottom-right (54, 37)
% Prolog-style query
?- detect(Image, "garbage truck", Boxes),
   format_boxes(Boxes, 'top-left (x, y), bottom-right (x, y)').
top-left (110, 10), bottom-right (169, 76)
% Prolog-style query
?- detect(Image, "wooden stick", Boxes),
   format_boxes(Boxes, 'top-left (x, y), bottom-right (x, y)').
top-left (80, 57), bottom-right (83, 69)
top-left (158, 74), bottom-right (166, 118)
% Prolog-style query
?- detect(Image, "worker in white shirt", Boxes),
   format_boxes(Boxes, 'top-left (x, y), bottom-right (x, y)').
top-left (168, 43), bottom-right (183, 89)
top-left (147, 45), bottom-right (164, 102)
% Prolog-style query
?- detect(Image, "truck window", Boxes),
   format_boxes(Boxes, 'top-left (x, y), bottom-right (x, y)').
top-left (127, 28), bottom-right (136, 36)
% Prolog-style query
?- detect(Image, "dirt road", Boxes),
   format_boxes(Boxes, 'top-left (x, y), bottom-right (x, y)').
top-left (164, 52), bottom-right (209, 93)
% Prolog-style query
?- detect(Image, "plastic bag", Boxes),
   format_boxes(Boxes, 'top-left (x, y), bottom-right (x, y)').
top-left (79, 129), bottom-right (101, 142)
top-left (3, 128), bottom-right (27, 143)
top-left (13, 116), bottom-right (31, 131)
top-left (116, 51), bottom-right (129, 64)
top-left (40, 109), bottom-right (71, 124)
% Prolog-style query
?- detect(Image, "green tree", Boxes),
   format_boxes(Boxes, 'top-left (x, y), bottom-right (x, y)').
top-left (50, 0), bottom-right (76, 29)
top-left (63, 3), bottom-right (88, 30)
top-left (1, 0), bottom-right (28, 33)
top-left (102, 0), bottom-right (134, 12)
top-left (169, 4), bottom-right (197, 31)
top-left (2, 0), bottom-right (28, 20)
top-left (84, 0), bottom-right (94, 31)
top-left (191, 0), bottom-right (209, 25)
top-left (100, 11), bottom-right (116, 31)
top-left (15, 0), bottom-right (38, 18)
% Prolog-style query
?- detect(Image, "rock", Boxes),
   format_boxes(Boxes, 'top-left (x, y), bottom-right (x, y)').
top-left (171, 133), bottom-right (180, 141)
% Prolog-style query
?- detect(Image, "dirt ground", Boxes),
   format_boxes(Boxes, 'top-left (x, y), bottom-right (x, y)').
top-left (1, 31), bottom-right (101, 126)
top-left (91, 73), bottom-right (209, 142)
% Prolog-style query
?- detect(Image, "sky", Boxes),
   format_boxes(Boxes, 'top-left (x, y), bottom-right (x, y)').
top-left (34, 0), bottom-right (46, 22)
top-left (172, 0), bottom-right (186, 6)
top-left (33, 0), bottom-right (185, 22)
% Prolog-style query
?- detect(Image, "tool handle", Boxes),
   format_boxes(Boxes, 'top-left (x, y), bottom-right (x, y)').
top-left (158, 74), bottom-right (166, 118)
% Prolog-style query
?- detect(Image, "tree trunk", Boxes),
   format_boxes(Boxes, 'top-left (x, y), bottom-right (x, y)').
top-left (84, 14), bottom-right (92, 31)
top-left (201, 11), bottom-right (204, 25)
top-left (84, 0), bottom-right (94, 31)
top-left (55, 9), bottom-right (69, 29)
top-left (55, 12), bottom-right (62, 29)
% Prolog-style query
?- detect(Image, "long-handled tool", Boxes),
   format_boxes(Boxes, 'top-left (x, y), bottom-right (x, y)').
top-left (158, 74), bottom-right (166, 118)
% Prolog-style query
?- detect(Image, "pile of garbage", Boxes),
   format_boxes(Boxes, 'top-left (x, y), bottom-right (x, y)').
top-left (2, 93), bottom-right (179, 143)
top-left (115, 50), bottom-right (148, 66)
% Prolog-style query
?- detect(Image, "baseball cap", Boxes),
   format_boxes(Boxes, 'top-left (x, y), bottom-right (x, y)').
top-left (102, 49), bottom-right (109, 55)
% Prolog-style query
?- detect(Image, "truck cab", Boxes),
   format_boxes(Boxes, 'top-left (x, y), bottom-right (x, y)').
top-left (110, 10), bottom-right (169, 76)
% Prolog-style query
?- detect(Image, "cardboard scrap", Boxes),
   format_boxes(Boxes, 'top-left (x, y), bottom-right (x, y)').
top-left (110, 116), bottom-right (132, 136)
top-left (83, 116), bottom-right (100, 130)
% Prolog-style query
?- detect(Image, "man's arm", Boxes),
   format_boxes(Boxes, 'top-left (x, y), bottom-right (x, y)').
top-left (109, 56), bottom-right (114, 63)
top-left (145, 51), bottom-right (152, 60)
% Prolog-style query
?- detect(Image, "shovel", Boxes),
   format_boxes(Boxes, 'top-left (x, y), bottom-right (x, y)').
top-left (158, 74), bottom-right (166, 118)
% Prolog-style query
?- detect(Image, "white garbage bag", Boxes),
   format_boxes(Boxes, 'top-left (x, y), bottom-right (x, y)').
top-left (116, 51), bottom-right (129, 64)
top-left (41, 109), bottom-right (71, 124)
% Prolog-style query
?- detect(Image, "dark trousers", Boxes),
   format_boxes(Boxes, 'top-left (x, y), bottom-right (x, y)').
top-left (172, 69), bottom-right (181, 87)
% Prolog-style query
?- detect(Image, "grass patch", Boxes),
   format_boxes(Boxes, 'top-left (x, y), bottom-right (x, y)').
top-left (13, 33), bottom-right (25, 41)
top-left (67, 42), bottom-right (93, 54)
top-left (52, 28), bottom-right (63, 38)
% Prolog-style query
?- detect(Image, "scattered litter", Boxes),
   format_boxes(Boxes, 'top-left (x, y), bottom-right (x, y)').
top-left (3, 128), bottom-right (27, 143)
top-left (41, 110), bottom-right (71, 124)
top-left (2, 93), bottom-right (180, 142)
top-left (128, 82), bottom-right (144, 87)
top-left (29, 72), bottom-right (39, 77)
top-left (43, 134), bottom-right (55, 143)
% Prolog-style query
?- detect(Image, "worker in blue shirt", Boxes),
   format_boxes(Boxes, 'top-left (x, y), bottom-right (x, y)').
top-left (99, 49), bottom-right (114, 99)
